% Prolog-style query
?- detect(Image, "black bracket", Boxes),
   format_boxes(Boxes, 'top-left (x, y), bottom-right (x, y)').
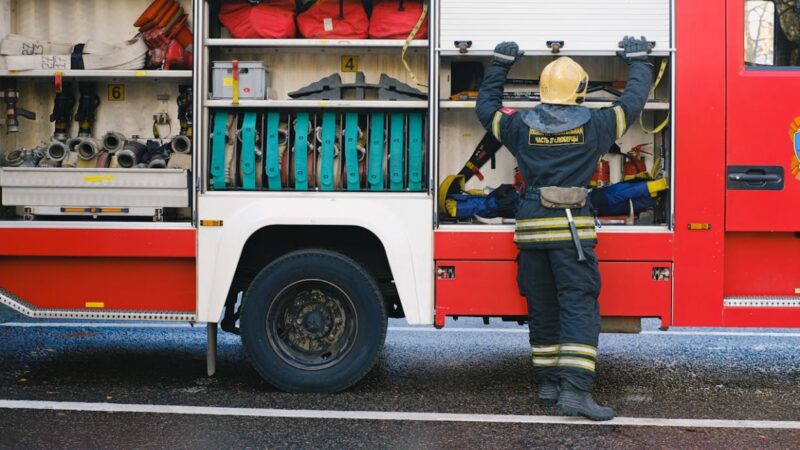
top-left (546, 41), bottom-right (564, 54)
top-left (454, 40), bottom-right (472, 54)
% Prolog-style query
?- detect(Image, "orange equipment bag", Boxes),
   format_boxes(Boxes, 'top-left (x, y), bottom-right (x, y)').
top-left (368, 0), bottom-right (428, 40)
top-left (297, 0), bottom-right (369, 39)
top-left (218, 0), bottom-right (297, 39)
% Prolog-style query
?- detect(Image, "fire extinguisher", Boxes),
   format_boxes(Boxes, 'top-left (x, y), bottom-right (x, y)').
top-left (623, 144), bottom-right (652, 181)
top-left (513, 166), bottom-right (525, 192)
top-left (590, 159), bottom-right (610, 188)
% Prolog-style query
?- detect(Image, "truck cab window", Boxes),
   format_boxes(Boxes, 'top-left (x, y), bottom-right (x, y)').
top-left (745, 0), bottom-right (800, 67)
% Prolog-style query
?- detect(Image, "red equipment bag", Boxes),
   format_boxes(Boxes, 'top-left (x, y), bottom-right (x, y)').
top-left (218, 0), bottom-right (296, 39)
top-left (369, 0), bottom-right (428, 40)
top-left (297, 0), bottom-right (369, 39)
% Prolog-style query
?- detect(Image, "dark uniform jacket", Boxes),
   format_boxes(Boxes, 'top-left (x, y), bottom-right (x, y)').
top-left (476, 61), bottom-right (653, 249)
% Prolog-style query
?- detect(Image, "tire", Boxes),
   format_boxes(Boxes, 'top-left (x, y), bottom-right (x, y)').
top-left (240, 249), bottom-right (387, 393)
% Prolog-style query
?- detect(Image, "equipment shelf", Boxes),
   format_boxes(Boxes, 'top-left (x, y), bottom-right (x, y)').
top-left (204, 100), bottom-right (428, 109)
top-left (439, 101), bottom-right (671, 110)
top-left (0, 70), bottom-right (192, 79)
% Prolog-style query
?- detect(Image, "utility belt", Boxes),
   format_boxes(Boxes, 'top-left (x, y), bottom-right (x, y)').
top-left (515, 186), bottom-right (595, 261)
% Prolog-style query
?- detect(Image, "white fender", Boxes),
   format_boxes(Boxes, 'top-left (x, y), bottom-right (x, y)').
top-left (197, 193), bottom-right (433, 325)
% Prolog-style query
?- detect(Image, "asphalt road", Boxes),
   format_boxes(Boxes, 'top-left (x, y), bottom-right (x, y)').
top-left (0, 306), bottom-right (799, 449)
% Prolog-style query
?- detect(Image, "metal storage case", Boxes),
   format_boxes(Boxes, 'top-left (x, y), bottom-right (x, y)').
top-left (210, 61), bottom-right (268, 100)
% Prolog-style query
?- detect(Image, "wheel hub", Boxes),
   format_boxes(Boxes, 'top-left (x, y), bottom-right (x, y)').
top-left (268, 281), bottom-right (357, 370)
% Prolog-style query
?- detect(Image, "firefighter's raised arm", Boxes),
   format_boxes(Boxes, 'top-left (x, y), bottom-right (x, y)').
top-left (476, 41), bottom-right (525, 144)
top-left (598, 36), bottom-right (655, 149)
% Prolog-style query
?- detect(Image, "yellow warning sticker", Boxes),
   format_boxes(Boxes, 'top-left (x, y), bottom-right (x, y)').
top-left (83, 175), bottom-right (114, 183)
top-left (529, 127), bottom-right (585, 146)
top-left (85, 302), bottom-right (105, 309)
top-left (223, 77), bottom-right (233, 87)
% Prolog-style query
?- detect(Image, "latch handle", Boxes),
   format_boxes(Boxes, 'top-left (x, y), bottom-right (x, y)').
top-left (546, 41), bottom-right (564, 53)
top-left (454, 40), bottom-right (472, 54)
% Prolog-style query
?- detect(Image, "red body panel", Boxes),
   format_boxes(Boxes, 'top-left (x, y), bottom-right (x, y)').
top-left (723, 308), bottom-right (800, 328)
top-left (0, 228), bottom-right (196, 312)
top-left (0, 228), bottom-right (196, 258)
top-left (434, 259), bottom-right (671, 328)
top-left (434, 231), bottom-right (673, 327)
top-left (671, 0), bottom-right (728, 327)
top-left (724, 233), bottom-right (800, 297)
top-left (725, 1), bottom-right (800, 231)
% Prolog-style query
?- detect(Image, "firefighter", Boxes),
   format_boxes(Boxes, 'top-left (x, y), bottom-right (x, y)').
top-left (476, 36), bottom-right (653, 421)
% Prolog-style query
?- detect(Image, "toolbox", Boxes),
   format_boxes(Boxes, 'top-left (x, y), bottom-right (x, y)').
top-left (210, 61), bottom-right (269, 100)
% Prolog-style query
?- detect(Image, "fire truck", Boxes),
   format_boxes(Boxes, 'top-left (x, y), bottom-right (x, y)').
top-left (0, 0), bottom-right (798, 393)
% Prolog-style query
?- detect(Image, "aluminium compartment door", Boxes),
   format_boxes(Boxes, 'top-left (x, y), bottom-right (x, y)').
top-left (439, 0), bottom-right (671, 53)
top-left (726, 1), bottom-right (800, 231)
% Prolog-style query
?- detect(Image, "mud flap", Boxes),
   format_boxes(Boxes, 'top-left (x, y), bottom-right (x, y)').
top-left (211, 111), bottom-right (228, 190)
top-left (389, 113), bottom-right (405, 191)
top-left (294, 112), bottom-right (310, 190)
top-left (407, 112), bottom-right (424, 191)
top-left (319, 112), bottom-right (336, 191)
top-left (265, 112), bottom-right (281, 190)
top-left (368, 112), bottom-right (385, 191)
top-left (344, 113), bottom-right (360, 191)
top-left (240, 112), bottom-right (257, 190)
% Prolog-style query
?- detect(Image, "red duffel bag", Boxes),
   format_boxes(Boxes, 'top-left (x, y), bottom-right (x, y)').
top-left (369, 0), bottom-right (428, 40)
top-left (219, 0), bottom-right (296, 39)
top-left (297, 0), bottom-right (369, 39)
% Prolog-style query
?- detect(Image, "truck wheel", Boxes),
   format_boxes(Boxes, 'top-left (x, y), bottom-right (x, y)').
top-left (240, 249), bottom-right (387, 393)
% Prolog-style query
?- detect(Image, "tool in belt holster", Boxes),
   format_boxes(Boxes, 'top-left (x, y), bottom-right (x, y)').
top-left (539, 186), bottom-right (589, 262)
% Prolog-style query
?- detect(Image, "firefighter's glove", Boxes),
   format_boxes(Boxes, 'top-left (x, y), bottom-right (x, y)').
top-left (617, 35), bottom-right (651, 64)
top-left (493, 41), bottom-right (524, 69)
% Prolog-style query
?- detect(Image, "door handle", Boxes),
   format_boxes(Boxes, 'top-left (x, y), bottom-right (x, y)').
top-left (726, 165), bottom-right (784, 191)
top-left (728, 173), bottom-right (782, 182)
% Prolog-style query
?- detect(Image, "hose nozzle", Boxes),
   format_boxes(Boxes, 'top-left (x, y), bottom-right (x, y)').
top-left (170, 135), bottom-right (192, 154)
top-left (116, 141), bottom-right (146, 168)
top-left (46, 140), bottom-right (69, 162)
top-left (102, 132), bottom-right (126, 153)
top-left (77, 137), bottom-right (103, 160)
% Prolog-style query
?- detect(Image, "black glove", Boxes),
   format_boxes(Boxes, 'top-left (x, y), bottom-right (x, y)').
top-left (617, 36), bottom-right (651, 64)
top-left (493, 41), bottom-right (524, 68)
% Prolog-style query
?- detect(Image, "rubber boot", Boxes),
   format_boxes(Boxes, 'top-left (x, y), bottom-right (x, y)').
top-left (557, 386), bottom-right (615, 421)
top-left (537, 381), bottom-right (559, 407)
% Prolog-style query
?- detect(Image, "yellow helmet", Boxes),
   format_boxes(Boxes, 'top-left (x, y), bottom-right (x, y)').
top-left (540, 57), bottom-right (589, 106)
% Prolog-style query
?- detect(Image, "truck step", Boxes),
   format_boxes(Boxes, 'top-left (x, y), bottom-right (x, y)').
top-left (724, 297), bottom-right (800, 308)
top-left (0, 287), bottom-right (196, 321)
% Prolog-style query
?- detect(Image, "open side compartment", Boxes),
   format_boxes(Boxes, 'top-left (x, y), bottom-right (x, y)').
top-left (433, 0), bottom-right (674, 231)
top-left (199, 0), bottom-right (432, 194)
top-left (0, 0), bottom-right (195, 222)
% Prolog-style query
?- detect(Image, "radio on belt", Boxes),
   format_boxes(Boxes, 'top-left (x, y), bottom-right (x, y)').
top-left (210, 61), bottom-right (268, 100)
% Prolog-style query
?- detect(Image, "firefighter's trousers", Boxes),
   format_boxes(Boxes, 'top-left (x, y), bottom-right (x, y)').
top-left (517, 247), bottom-right (601, 392)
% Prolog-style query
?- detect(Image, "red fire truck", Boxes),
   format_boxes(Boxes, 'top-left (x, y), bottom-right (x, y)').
top-left (0, 0), bottom-right (798, 393)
